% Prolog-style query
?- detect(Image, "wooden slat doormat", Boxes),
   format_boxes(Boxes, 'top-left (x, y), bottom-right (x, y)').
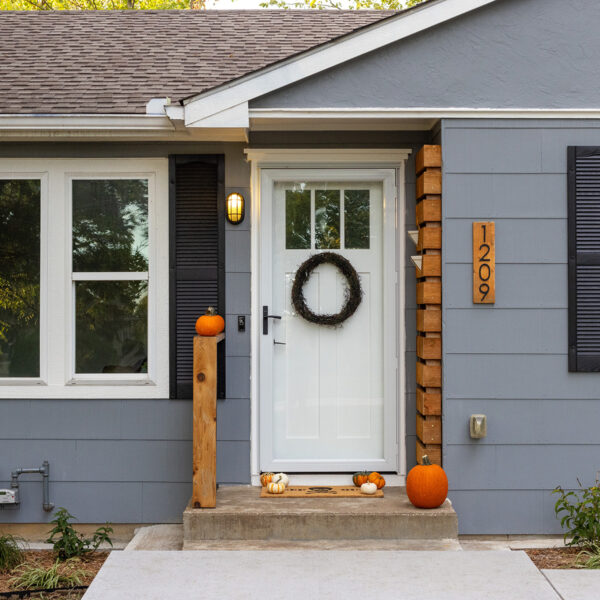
top-left (260, 486), bottom-right (384, 498)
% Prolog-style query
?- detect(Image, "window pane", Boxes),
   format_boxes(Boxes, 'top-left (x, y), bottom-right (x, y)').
top-left (0, 180), bottom-right (40, 377)
top-left (75, 280), bottom-right (148, 374)
top-left (344, 190), bottom-right (370, 249)
top-left (285, 189), bottom-right (311, 249)
top-left (73, 180), bottom-right (148, 272)
top-left (315, 189), bottom-right (340, 249)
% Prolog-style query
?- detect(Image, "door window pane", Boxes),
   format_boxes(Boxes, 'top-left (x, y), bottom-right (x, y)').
top-left (73, 180), bottom-right (148, 272)
top-left (75, 280), bottom-right (148, 374)
top-left (0, 180), bottom-right (40, 377)
top-left (315, 189), bottom-right (340, 249)
top-left (285, 189), bottom-right (311, 249)
top-left (344, 190), bottom-right (370, 249)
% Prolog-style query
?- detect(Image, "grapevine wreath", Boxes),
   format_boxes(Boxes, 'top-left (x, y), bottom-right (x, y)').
top-left (291, 252), bottom-right (362, 327)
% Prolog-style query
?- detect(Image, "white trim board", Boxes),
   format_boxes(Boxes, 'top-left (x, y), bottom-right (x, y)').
top-left (245, 148), bottom-right (411, 166)
top-left (250, 108), bottom-right (600, 119)
top-left (183, 0), bottom-right (499, 126)
top-left (250, 108), bottom-right (600, 131)
top-left (0, 114), bottom-right (248, 141)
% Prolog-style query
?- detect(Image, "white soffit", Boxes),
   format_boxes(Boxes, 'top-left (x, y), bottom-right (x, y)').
top-left (183, 0), bottom-right (500, 126)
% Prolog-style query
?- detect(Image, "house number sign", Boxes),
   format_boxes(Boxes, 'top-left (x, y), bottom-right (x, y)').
top-left (473, 222), bottom-right (495, 304)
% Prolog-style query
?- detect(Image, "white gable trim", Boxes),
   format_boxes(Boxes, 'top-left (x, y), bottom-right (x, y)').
top-left (183, 0), bottom-right (499, 127)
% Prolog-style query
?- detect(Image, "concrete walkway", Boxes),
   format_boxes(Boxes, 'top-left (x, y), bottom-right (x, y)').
top-left (84, 550), bottom-right (563, 600)
top-left (542, 570), bottom-right (600, 600)
top-left (81, 527), bottom-right (600, 599)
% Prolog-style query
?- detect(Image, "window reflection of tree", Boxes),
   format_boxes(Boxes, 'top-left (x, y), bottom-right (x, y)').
top-left (72, 180), bottom-right (148, 374)
top-left (0, 180), bottom-right (40, 378)
top-left (285, 189), bottom-right (311, 250)
top-left (344, 190), bottom-right (370, 250)
top-left (315, 190), bottom-right (340, 250)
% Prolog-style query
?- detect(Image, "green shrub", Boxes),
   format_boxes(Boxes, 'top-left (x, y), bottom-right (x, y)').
top-left (46, 508), bottom-right (113, 560)
top-left (554, 478), bottom-right (600, 547)
top-left (576, 543), bottom-right (600, 569)
top-left (0, 534), bottom-right (25, 572)
top-left (9, 558), bottom-right (88, 590)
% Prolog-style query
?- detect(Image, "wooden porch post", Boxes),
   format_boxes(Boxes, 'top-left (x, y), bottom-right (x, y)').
top-left (415, 145), bottom-right (443, 466)
top-left (192, 333), bottom-right (225, 508)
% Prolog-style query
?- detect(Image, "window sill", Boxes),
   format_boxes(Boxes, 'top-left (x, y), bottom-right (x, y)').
top-left (0, 378), bottom-right (46, 386)
top-left (67, 377), bottom-right (155, 386)
top-left (0, 381), bottom-right (168, 399)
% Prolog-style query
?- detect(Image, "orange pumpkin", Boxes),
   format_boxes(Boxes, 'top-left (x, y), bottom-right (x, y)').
top-left (195, 307), bottom-right (225, 336)
top-left (260, 472), bottom-right (274, 487)
top-left (367, 472), bottom-right (386, 489)
top-left (406, 455), bottom-right (448, 509)
top-left (352, 472), bottom-right (369, 487)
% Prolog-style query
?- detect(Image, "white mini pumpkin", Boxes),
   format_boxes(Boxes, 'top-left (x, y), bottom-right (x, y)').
top-left (361, 482), bottom-right (378, 495)
top-left (271, 473), bottom-right (289, 487)
top-left (267, 482), bottom-right (286, 494)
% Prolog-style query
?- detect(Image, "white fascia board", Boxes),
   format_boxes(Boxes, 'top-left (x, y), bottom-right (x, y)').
top-left (183, 0), bottom-right (498, 124)
top-left (186, 101), bottom-right (249, 128)
top-left (0, 114), bottom-right (175, 131)
top-left (165, 104), bottom-right (185, 121)
top-left (250, 107), bottom-right (600, 120)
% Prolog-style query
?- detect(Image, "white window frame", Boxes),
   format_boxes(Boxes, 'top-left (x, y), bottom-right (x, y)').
top-left (0, 158), bottom-right (169, 399)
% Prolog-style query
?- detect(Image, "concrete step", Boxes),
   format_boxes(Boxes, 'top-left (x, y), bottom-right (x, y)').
top-left (183, 486), bottom-right (458, 546)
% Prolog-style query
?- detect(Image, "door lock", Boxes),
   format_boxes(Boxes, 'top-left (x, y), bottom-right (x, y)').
top-left (262, 305), bottom-right (281, 335)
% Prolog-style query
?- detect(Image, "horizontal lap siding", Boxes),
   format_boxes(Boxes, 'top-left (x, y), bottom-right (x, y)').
top-left (0, 143), bottom-right (252, 524)
top-left (442, 120), bottom-right (600, 534)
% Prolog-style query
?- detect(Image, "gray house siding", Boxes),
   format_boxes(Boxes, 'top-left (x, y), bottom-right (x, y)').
top-left (0, 142), bottom-right (251, 524)
top-left (442, 119), bottom-right (600, 534)
top-left (251, 0), bottom-right (599, 111)
top-left (0, 134), bottom-right (422, 524)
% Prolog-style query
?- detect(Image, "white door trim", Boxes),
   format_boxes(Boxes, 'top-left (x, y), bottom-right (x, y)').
top-left (248, 149), bottom-right (410, 485)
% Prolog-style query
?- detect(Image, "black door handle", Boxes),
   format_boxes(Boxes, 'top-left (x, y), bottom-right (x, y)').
top-left (263, 305), bottom-right (281, 334)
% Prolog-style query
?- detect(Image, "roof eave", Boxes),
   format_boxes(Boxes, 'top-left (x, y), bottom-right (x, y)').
top-left (183, 0), bottom-right (500, 128)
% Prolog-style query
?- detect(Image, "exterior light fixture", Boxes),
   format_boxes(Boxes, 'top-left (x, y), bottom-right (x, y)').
top-left (226, 192), bottom-right (245, 224)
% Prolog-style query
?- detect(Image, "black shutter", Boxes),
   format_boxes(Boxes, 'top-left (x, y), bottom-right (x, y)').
top-left (568, 146), bottom-right (600, 372)
top-left (169, 155), bottom-right (225, 397)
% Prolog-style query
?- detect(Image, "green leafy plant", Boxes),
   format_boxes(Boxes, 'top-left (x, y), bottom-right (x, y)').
top-left (46, 508), bottom-right (113, 561)
top-left (9, 558), bottom-right (88, 590)
top-left (0, 534), bottom-right (25, 572)
top-left (576, 543), bottom-right (600, 569)
top-left (553, 478), bottom-right (600, 547)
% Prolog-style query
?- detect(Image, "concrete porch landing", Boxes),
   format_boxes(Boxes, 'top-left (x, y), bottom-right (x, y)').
top-left (183, 486), bottom-right (457, 548)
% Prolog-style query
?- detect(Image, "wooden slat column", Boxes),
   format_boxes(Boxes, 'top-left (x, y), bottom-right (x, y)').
top-left (415, 145), bottom-right (442, 466)
top-left (192, 333), bottom-right (225, 508)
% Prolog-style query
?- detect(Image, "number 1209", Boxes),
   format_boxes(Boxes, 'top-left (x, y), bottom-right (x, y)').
top-left (473, 222), bottom-right (495, 304)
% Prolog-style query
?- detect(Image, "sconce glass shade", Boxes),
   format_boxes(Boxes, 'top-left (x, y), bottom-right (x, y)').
top-left (226, 192), bottom-right (245, 224)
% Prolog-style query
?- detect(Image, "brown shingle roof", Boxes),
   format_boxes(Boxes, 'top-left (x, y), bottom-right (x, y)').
top-left (0, 10), bottom-right (396, 115)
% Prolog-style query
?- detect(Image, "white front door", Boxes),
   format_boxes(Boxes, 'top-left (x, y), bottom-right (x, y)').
top-left (259, 169), bottom-right (398, 472)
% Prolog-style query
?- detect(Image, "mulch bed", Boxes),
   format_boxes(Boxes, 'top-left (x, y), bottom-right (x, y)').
top-left (0, 551), bottom-right (108, 599)
top-left (523, 547), bottom-right (581, 569)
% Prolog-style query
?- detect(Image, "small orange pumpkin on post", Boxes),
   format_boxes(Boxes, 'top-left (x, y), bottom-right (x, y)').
top-left (406, 455), bottom-right (448, 509)
top-left (367, 472), bottom-right (386, 489)
top-left (195, 307), bottom-right (225, 336)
